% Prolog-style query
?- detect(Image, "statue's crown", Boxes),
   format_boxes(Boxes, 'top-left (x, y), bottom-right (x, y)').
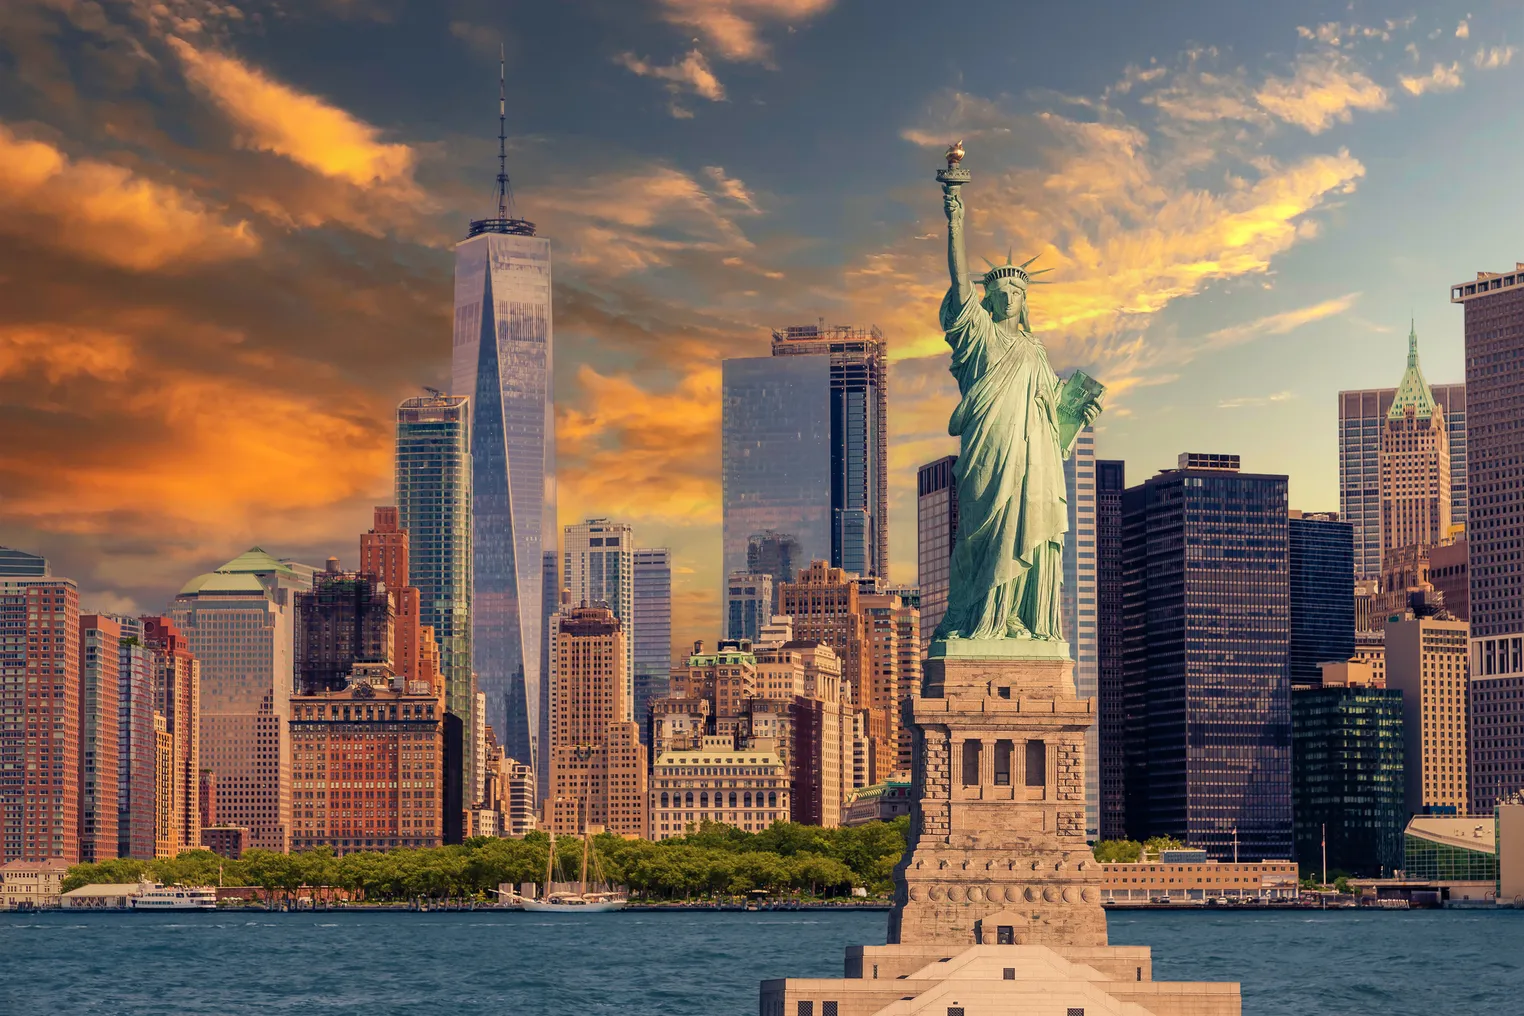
top-left (980, 251), bottom-right (1051, 287)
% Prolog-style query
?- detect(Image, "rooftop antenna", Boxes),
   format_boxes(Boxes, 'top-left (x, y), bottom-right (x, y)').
top-left (467, 42), bottom-right (535, 238)
top-left (496, 43), bottom-right (512, 220)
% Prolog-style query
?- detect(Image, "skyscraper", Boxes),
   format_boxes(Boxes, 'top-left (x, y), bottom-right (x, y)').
top-left (916, 455), bottom-right (958, 647)
top-left (722, 356), bottom-right (832, 589)
top-left (544, 604), bottom-right (646, 837)
top-left (396, 393), bottom-right (474, 791)
top-left (1122, 454), bottom-right (1292, 861)
top-left (770, 324), bottom-right (890, 579)
top-left (114, 615), bottom-right (155, 859)
top-left (1452, 263), bottom-right (1524, 811)
top-left (631, 548), bottom-right (672, 742)
top-left (1386, 612), bottom-right (1470, 816)
top-left (141, 616), bottom-right (200, 858)
top-left (295, 561), bottom-right (395, 695)
top-left (562, 519), bottom-right (635, 708)
top-left (0, 552), bottom-right (79, 863)
top-left (170, 548), bottom-right (310, 853)
top-left (726, 571), bottom-right (773, 642)
top-left (1095, 459), bottom-right (1126, 841)
top-left (1339, 380), bottom-right (1466, 580)
top-left (1292, 668), bottom-right (1405, 877)
top-left (1062, 427), bottom-right (1099, 839)
top-left (78, 615), bottom-right (121, 863)
top-left (451, 76), bottom-right (554, 778)
top-left (1287, 512), bottom-right (1356, 689)
top-left (1380, 325), bottom-right (1451, 568)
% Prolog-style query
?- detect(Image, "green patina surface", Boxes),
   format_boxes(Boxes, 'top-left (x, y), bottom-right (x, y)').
top-left (930, 145), bottom-right (1105, 658)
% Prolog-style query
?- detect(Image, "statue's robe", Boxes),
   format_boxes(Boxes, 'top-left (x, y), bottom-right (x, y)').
top-left (932, 284), bottom-right (1069, 641)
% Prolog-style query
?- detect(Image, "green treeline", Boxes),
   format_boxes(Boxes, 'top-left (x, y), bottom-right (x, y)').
top-left (1090, 836), bottom-right (1185, 863)
top-left (62, 818), bottom-right (910, 901)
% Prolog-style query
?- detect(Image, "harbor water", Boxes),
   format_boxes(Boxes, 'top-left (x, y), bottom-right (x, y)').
top-left (3, 908), bottom-right (1521, 1014)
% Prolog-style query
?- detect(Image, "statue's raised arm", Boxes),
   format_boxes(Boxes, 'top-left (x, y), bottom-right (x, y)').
top-left (929, 143), bottom-right (1106, 651)
top-left (941, 142), bottom-right (972, 307)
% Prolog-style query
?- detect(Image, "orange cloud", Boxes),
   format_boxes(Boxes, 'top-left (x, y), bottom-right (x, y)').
top-left (1400, 62), bottom-right (1464, 95)
top-left (0, 122), bottom-right (258, 271)
top-left (616, 49), bottom-right (727, 107)
top-left (169, 36), bottom-right (419, 193)
top-left (657, 0), bottom-right (836, 62)
top-left (1254, 53), bottom-right (1389, 132)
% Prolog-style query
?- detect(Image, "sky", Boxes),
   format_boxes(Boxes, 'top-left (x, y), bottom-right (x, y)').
top-left (1, 0), bottom-right (1521, 652)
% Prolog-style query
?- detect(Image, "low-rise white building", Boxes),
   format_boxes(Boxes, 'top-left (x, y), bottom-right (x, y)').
top-left (61, 882), bottom-right (148, 909)
top-left (650, 735), bottom-right (788, 840)
top-left (0, 858), bottom-right (70, 909)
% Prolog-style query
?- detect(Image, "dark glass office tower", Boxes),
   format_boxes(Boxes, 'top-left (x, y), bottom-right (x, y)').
top-left (721, 356), bottom-right (832, 589)
top-left (1292, 683), bottom-right (1405, 876)
top-left (916, 455), bottom-right (959, 647)
top-left (1095, 459), bottom-right (1126, 841)
top-left (1121, 453), bottom-right (1293, 862)
top-left (1288, 512), bottom-right (1356, 689)
top-left (771, 324), bottom-right (889, 579)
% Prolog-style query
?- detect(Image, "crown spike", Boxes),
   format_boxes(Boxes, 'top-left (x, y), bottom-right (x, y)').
top-left (1020, 254), bottom-right (1043, 269)
top-left (1006, 247), bottom-right (1014, 265)
top-left (981, 256), bottom-right (998, 269)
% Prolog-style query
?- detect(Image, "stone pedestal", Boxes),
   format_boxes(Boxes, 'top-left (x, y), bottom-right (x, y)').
top-left (889, 651), bottom-right (1107, 947)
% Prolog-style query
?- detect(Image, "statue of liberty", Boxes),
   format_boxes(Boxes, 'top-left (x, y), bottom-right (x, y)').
top-left (931, 143), bottom-right (1105, 648)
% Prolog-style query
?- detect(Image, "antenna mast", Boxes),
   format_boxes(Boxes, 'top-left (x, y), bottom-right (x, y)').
top-left (496, 43), bottom-right (511, 220)
top-left (466, 43), bottom-right (535, 238)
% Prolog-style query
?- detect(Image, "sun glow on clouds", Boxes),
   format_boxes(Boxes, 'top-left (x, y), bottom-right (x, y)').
top-left (0, 122), bottom-right (258, 271)
top-left (169, 36), bottom-right (419, 193)
top-left (656, 0), bottom-right (837, 62)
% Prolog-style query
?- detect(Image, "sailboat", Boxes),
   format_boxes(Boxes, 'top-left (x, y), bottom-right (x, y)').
top-left (517, 801), bottom-right (627, 913)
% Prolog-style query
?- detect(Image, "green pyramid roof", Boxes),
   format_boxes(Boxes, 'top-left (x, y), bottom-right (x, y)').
top-left (177, 547), bottom-right (307, 596)
top-left (1387, 322), bottom-right (1438, 421)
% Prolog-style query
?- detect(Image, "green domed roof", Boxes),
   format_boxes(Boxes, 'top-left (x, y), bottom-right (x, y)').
top-left (1387, 322), bottom-right (1439, 421)
top-left (177, 547), bottom-right (307, 596)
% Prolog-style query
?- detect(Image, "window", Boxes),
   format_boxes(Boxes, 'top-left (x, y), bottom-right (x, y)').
top-left (1003, 968), bottom-right (1015, 980)
top-left (797, 1003), bottom-right (813, 1016)
top-left (822, 1004), bottom-right (838, 1016)
top-left (1025, 740), bottom-right (1046, 787)
top-left (729, 792), bottom-right (738, 807)
top-left (745, 791), bottom-right (753, 807)
top-left (768, 791), bottom-right (777, 808)
top-left (994, 741), bottom-right (1012, 786)
top-left (996, 925), bottom-right (1014, 945)
top-left (962, 739), bottom-right (982, 786)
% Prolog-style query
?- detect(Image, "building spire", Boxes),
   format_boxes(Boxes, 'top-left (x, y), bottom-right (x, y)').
top-left (1408, 317), bottom-right (1419, 368)
top-left (496, 43), bottom-right (512, 220)
top-left (466, 44), bottom-right (535, 239)
top-left (1388, 319), bottom-right (1438, 421)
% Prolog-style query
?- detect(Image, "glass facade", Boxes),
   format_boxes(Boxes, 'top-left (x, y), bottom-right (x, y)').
top-left (396, 395), bottom-right (473, 730)
top-left (726, 571), bottom-right (772, 642)
top-left (1404, 831), bottom-right (1497, 881)
top-left (1292, 685), bottom-right (1405, 876)
top-left (563, 519), bottom-right (635, 703)
top-left (631, 548), bottom-right (671, 742)
top-left (1338, 383), bottom-right (1466, 580)
top-left (916, 455), bottom-right (958, 648)
top-left (771, 325), bottom-right (888, 579)
top-left (721, 355), bottom-right (832, 590)
top-left (1288, 514), bottom-right (1356, 688)
top-left (1122, 460), bottom-right (1293, 862)
top-left (1063, 427), bottom-right (1098, 839)
top-left (1096, 459), bottom-right (1126, 841)
top-left (452, 230), bottom-right (554, 774)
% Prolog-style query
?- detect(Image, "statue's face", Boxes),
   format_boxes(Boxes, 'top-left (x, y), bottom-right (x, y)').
top-left (985, 278), bottom-right (1026, 323)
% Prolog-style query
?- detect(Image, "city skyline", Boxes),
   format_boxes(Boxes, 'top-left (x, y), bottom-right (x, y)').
top-left (1, 1), bottom-right (1522, 652)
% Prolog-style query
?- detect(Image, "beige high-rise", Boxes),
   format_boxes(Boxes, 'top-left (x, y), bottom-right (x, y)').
top-left (546, 604), bottom-right (646, 837)
top-left (1380, 324), bottom-right (1450, 570)
top-left (1385, 614), bottom-right (1470, 815)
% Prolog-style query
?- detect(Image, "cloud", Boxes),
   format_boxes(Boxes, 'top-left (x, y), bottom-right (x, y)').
top-left (557, 365), bottom-right (722, 526)
top-left (1218, 390), bottom-right (1296, 409)
top-left (703, 165), bottom-right (759, 210)
top-left (1456, 19), bottom-right (1470, 40)
top-left (1255, 53), bottom-right (1389, 132)
top-left (616, 49), bottom-right (726, 105)
top-left (1400, 62), bottom-right (1465, 95)
top-left (168, 36), bottom-right (419, 192)
top-left (0, 121), bottom-right (258, 271)
top-left (655, 0), bottom-right (836, 63)
top-left (1473, 46), bottom-right (1516, 70)
top-left (1201, 293), bottom-right (1361, 351)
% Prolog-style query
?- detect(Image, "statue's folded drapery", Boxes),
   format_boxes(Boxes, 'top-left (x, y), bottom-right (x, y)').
top-left (932, 285), bottom-right (1069, 642)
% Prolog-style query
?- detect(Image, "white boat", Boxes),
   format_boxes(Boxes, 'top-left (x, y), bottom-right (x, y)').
top-left (502, 803), bottom-right (627, 913)
top-left (130, 884), bottom-right (218, 911)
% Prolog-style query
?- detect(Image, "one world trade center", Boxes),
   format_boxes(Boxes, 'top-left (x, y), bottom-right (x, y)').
top-left (451, 60), bottom-right (555, 786)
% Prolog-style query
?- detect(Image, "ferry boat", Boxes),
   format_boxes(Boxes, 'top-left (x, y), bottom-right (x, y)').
top-left (130, 884), bottom-right (218, 911)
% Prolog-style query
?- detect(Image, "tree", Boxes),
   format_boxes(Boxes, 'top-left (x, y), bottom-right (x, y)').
top-left (1092, 839), bottom-right (1143, 864)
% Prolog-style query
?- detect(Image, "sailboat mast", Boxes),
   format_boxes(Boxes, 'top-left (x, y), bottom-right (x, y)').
top-left (579, 798), bottom-right (590, 896)
top-left (544, 825), bottom-right (556, 901)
